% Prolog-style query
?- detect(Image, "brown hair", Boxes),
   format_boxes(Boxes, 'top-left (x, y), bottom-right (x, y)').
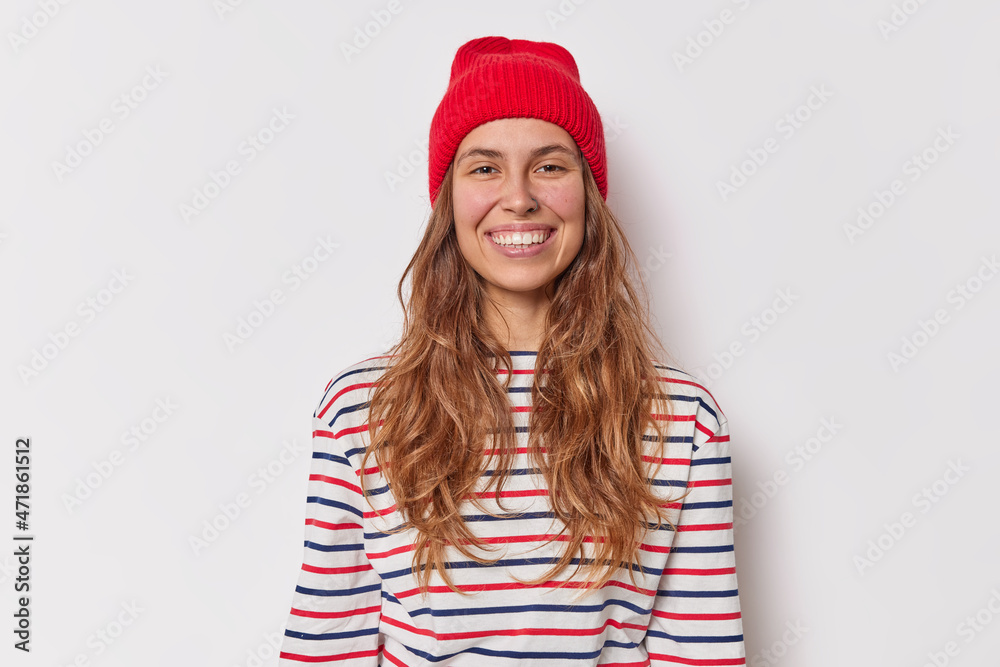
top-left (361, 160), bottom-right (686, 599)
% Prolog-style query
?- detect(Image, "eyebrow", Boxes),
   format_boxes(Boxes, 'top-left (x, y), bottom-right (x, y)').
top-left (455, 143), bottom-right (580, 166)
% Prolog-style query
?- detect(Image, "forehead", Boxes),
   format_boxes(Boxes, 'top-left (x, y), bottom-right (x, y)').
top-left (455, 118), bottom-right (580, 158)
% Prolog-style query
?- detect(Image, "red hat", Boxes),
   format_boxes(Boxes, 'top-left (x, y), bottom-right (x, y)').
top-left (428, 36), bottom-right (607, 207)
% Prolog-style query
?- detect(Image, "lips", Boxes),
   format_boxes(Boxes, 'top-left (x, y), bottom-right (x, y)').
top-left (485, 227), bottom-right (557, 257)
top-left (488, 229), bottom-right (550, 247)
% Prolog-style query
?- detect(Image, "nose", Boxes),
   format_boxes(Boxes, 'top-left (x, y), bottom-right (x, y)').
top-left (501, 175), bottom-right (538, 216)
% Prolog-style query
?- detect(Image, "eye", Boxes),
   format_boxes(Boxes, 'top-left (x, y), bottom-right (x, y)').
top-left (472, 166), bottom-right (497, 175)
top-left (537, 164), bottom-right (565, 173)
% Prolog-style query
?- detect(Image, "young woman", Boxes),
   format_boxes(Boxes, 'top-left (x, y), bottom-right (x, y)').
top-left (278, 36), bottom-right (745, 666)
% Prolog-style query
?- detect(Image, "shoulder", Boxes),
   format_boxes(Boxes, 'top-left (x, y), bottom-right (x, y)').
top-left (312, 353), bottom-right (393, 428)
top-left (651, 360), bottom-right (728, 451)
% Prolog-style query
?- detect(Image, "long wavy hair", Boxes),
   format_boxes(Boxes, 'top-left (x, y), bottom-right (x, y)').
top-left (361, 158), bottom-right (686, 599)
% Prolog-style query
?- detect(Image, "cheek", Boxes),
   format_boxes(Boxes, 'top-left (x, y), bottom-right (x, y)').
top-left (453, 194), bottom-right (495, 244)
top-left (548, 184), bottom-right (586, 232)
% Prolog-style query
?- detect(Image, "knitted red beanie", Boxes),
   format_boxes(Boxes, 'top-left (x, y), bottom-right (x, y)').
top-left (428, 36), bottom-right (607, 207)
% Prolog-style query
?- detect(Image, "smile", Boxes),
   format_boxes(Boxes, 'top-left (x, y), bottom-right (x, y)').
top-left (485, 227), bottom-right (556, 257)
top-left (488, 230), bottom-right (550, 247)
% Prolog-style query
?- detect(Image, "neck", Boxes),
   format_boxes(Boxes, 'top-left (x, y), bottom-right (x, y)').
top-left (483, 287), bottom-right (551, 351)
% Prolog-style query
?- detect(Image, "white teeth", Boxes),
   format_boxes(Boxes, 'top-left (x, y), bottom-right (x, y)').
top-left (490, 231), bottom-right (549, 247)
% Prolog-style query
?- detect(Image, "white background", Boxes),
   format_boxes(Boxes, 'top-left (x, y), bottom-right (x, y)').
top-left (2, 1), bottom-right (999, 665)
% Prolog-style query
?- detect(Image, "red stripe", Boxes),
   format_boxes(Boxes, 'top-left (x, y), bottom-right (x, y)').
top-left (467, 488), bottom-right (548, 499)
top-left (662, 414), bottom-right (696, 424)
top-left (695, 420), bottom-right (716, 439)
top-left (382, 647), bottom-right (407, 666)
top-left (476, 532), bottom-right (567, 545)
top-left (392, 576), bottom-right (656, 600)
top-left (289, 604), bottom-right (379, 619)
top-left (380, 612), bottom-right (645, 640)
top-left (653, 610), bottom-right (742, 621)
top-left (363, 503), bottom-right (397, 518)
top-left (676, 523), bottom-right (733, 532)
top-left (317, 381), bottom-right (377, 419)
top-left (305, 518), bottom-right (362, 531)
top-left (484, 446), bottom-right (547, 455)
top-left (367, 542), bottom-right (414, 559)
top-left (707, 431), bottom-right (730, 444)
top-left (645, 653), bottom-right (744, 666)
top-left (310, 473), bottom-right (362, 495)
top-left (302, 562), bottom-right (373, 575)
top-left (660, 375), bottom-right (725, 416)
top-left (662, 567), bottom-right (737, 576)
top-left (688, 478), bottom-right (731, 488)
top-left (367, 532), bottom-right (646, 559)
top-left (279, 648), bottom-right (381, 662)
top-left (642, 456), bottom-right (694, 465)
top-left (334, 423), bottom-right (369, 440)
top-left (640, 544), bottom-right (671, 553)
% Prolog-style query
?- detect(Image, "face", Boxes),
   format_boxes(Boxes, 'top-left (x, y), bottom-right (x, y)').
top-left (451, 117), bottom-right (586, 307)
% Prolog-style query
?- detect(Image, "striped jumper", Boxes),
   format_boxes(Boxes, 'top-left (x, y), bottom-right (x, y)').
top-left (279, 351), bottom-right (745, 666)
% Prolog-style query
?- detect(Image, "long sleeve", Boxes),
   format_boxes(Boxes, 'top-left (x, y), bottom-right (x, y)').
top-left (645, 414), bottom-right (746, 665)
top-left (278, 381), bottom-right (383, 665)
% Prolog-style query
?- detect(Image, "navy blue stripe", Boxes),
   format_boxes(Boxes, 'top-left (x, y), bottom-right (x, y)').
top-left (296, 582), bottom-right (381, 597)
top-left (650, 479), bottom-right (688, 488)
top-left (315, 364), bottom-right (386, 414)
top-left (383, 593), bottom-right (651, 619)
top-left (683, 500), bottom-right (733, 510)
top-left (364, 500), bottom-right (719, 536)
top-left (304, 540), bottom-right (364, 553)
top-left (462, 510), bottom-right (555, 522)
top-left (670, 544), bottom-right (734, 553)
top-left (646, 629), bottom-right (744, 643)
top-left (668, 393), bottom-right (720, 422)
top-left (312, 451), bottom-right (349, 465)
top-left (306, 495), bottom-right (363, 519)
top-left (285, 627), bottom-right (379, 641)
top-left (692, 456), bottom-right (730, 466)
top-left (480, 467), bottom-right (541, 477)
top-left (327, 400), bottom-right (369, 430)
top-left (359, 483), bottom-right (391, 497)
top-left (365, 512), bottom-right (555, 537)
top-left (658, 588), bottom-right (740, 598)
top-left (376, 556), bottom-right (658, 581)
top-left (642, 434), bottom-right (695, 444)
top-left (402, 643), bottom-right (608, 662)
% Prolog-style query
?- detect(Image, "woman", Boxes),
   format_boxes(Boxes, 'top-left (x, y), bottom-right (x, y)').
top-left (278, 36), bottom-right (745, 666)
